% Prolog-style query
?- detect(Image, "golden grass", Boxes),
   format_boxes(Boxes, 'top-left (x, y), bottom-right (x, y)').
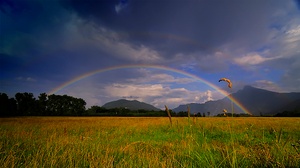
top-left (0, 117), bottom-right (299, 167)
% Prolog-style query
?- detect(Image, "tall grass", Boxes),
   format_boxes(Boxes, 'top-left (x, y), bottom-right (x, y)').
top-left (165, 105), bottom-right (172, 127)
top-left (0, 117), bottom-right (299, 167)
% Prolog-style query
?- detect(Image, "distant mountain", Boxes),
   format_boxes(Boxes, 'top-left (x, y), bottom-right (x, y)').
top-left (277, 99), bottom-right (300, 113)
top-left (173, 86), bottom-right (300, 116)
top-left (102, 99), bottom-right (161, 111)
top-left (274, 99), bottom-right (300, 117)
top-left (233, 86), bottom-right (300, 115)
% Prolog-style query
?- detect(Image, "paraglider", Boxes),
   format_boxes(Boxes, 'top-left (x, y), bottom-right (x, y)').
top-left (218, 78), bottom-right (232, 88)
top-left (218, 77), bottom-right (234, 117)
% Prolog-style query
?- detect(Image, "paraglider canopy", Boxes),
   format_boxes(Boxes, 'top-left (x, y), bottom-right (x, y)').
top-left (218, 78), bottom-right (232, 88)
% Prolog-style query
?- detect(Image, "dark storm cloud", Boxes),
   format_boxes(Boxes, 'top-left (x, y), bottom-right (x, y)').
top-left (62, 0), bottom-right (284, 56)
top-left (2, 0), bottom-right (294, 73)
top-left (0, 0), bottom-right (71, 68)
top-left (0, 0), bottom-right (68, 38)
top-left (1, 0), bottom-right (118, 79)
top-left (56, 0), bottom-right (300, 79)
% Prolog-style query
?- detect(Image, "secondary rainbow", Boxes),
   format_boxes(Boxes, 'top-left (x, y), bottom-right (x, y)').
top-left (48, 64), bottom-right (252, 115)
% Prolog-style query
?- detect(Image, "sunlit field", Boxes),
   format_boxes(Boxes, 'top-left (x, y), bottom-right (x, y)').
top-left (0, 117), bottom-right (299, 167)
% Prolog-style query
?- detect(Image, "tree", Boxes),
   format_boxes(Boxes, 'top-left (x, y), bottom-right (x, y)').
top-left (177, 111), bottom-right (188, 117)
top-left (207, 111), bottom-right (211, 117)
top-left (0, 93), bottom-right (18, 116)
top-left (72, 97), bottom-right (86, 116)
top-left (47, 95), bottom-right (60, 115)
top-left (47, 94), bottom-right (86, 116)
top-left (15, 92), bottom-right (37, 116)
top-left (85, 106), bottom-right (102, 115)
top-left (8, 98), bottom-right (17, 116)
top-left (38, 93), bottom-right (48, 115)
top-left (0, 93), bottom-right (10, 116)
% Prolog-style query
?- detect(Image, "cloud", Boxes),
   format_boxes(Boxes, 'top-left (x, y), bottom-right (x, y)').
top-left (234, 53), bottom-right (275, 66)
top-left (252, 80), bottom-right (282, 92)
top-left (126, 68), bottom-right (196, 84)
top-left (173, 51), bottom-right (230, 72)
top-left (15, 77), bottom-right (36, 82)
top-left (102, 83), bottom-right (219, 109)
top-left (122, 95), bottom-right (139, 100)
top-left (64, 0), bottom-right (291, 63)
top-left (285, 25), bottom-right (300, 43)
top-left (65, 20), bottom-right (163, 63)
top-left (115, 0), bottom-right (129, 14)
top-left (281, 25), bottom-right (300, 57)
top-left (279, 58), bottom-right (300, 92)
top-left (3, 0), bottom-right (298, 76)
top-left (104, 83), bottom-right (164, 98)
top-left (204, 90), bottom-right (213, 101)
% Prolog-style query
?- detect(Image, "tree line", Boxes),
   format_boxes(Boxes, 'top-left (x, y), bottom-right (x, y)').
top-left (0, 92), bottom-right (171, 117)
top-left (0, 92), bottom-right (86, 116)
top-left (0, 92), bottom-right (212, 117)
top-left (1, 92), bottom-right (298, 117)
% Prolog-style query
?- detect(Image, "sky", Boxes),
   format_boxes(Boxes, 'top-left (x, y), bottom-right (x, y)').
top-left (1, 0), bottom-right (300, 109)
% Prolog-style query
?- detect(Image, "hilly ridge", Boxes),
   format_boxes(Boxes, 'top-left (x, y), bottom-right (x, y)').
top-left (172, 86), bottom-right (300, 116)
top-left (101, 86), bottom-right (300, 116)
top-left (102, 99), bottom-right (160, 111)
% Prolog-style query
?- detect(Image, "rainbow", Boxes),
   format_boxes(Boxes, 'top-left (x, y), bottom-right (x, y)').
top-left (48, 64), bottom-right (252, 115)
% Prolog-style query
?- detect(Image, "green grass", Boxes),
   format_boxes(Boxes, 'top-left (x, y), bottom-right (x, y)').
top-left (0, 117), bottom-right (299, 167)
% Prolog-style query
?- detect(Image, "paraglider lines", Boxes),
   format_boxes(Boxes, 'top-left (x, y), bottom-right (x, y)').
top-left (219, 78), bottom-right (234, 117)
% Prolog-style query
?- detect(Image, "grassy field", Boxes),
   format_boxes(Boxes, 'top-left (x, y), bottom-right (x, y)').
top-left (0, 117), bottom-right (299, 168)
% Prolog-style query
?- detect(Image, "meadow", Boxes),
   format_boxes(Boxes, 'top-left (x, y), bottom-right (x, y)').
top-left (0, 117), bottom-right (299, 168)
